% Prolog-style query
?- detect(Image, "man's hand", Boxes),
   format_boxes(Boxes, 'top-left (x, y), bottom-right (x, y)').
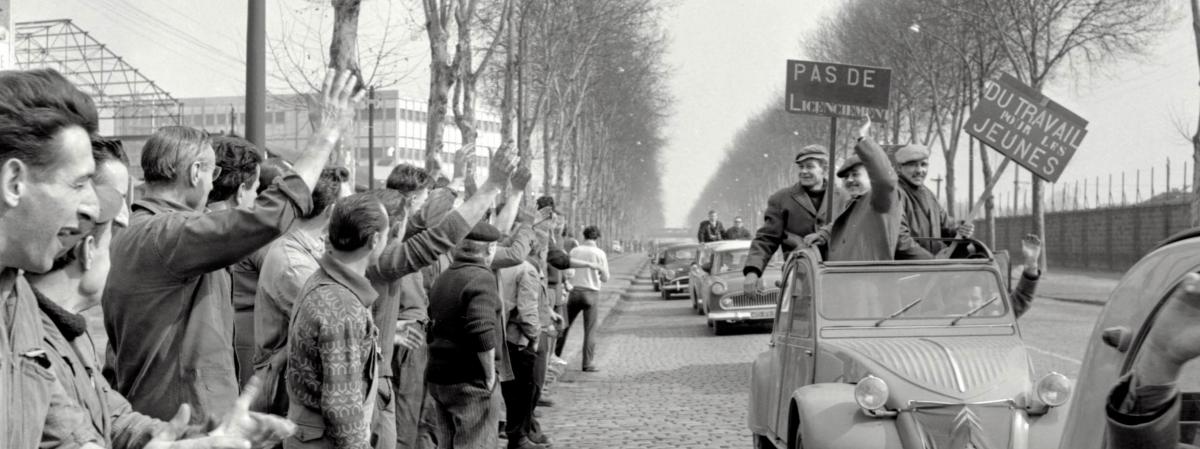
top-left (307, 70), bottom-right (365, 135)
top-left (1020, 234), bottom-right (1042, 271)
top-left (452, 144), bottom-right (475, 180)
top-left (549, 311), bottom-right (565, 328)
top-left (803, 232), bottom-right (826, 247)
top-left (145, 404), bottom-right (250, 449)
top-left (956, 221), bottom-right (975, 239)
top-left (484, 142), bottom-right (519, 189)
top-left (743, 272), bottom-right (762, 295)
top-left (393, 321), bottom-right (424, 351)
top-left (211, 377), bottom-right (296, 448)
top-left (857, 114), bottom-right (872, 140)
top-left (510, 165), bottom-right (532, 191)
top-left (1135, 273), bottom-right (1200, 386)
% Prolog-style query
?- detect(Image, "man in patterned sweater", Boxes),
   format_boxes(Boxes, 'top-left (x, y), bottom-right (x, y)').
top-left (285, 193), bottom-right (391, 449)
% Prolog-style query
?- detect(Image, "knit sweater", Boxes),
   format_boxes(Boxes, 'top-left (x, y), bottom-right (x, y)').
top-left (426, 253), bottom-right (500, 386)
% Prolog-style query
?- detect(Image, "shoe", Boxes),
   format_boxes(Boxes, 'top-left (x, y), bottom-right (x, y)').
top-left (582, 366), bottom-right (600, 372)
top-left (507, 437), bottom-right (549, 449)
top-left (550, 355), bottom-right (568, 366)
top-left (537, 396), bottom-right (555, 407)
top-left (528, 432), bottom-right (553, 446)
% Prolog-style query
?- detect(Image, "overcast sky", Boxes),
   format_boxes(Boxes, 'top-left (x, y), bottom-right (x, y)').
top-left (16, 0), bottom-right (1199, 228)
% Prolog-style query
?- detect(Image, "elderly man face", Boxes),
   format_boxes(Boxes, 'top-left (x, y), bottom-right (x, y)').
top-left (897, 159), bottom-right (929, 186)
top-left (841, 165), bottom-right (872, 197)
top-left (796, 159), bottom-right (826, 189)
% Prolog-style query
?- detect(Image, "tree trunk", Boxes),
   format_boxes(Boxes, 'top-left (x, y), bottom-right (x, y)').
top-left (499, 3), bottom-right (516, 145)
top-left (452, 0), bottom-right (479, 159)
top-left (1190, 0), bottom-right (1200, 225)
top-left (330, 0), bottom-right (362, 183)
top-left (423, 2), bottom-right (453, 172)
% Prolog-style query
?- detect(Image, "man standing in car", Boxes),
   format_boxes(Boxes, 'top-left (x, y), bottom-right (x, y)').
top-left (697, 210), bottom-right (725, 243)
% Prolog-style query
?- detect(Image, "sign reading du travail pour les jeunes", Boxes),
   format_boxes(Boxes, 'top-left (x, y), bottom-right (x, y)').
top-left (785, 60), bottom-right (891, 122)
top-left (966, 73), bottom-right (1088, 183)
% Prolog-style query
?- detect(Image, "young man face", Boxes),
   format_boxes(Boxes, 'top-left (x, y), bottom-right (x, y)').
top-left (733, 217), bottom-right (744, 228)
top-left (0, 126), bottom-right (99, 273)
top-left (897, 159), bottom-right (929, 186)
top-left (708, 211), bottom-right (717, 222)
top-left (796, 159), bottom-right (826, 190)
top-left (841, 165), bottom-right (872, 197)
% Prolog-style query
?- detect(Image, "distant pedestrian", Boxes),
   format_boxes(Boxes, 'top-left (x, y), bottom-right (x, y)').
top-left (284, 193), bottom-right (391, 449)
top-left (427, 222), bottom-right (505, 449)
top-left (561, 225), bottom-right (610, 372)
top-left (696, 210), bottom-right (725, 243)
top-left (722, 216), bottom-right (752, 240)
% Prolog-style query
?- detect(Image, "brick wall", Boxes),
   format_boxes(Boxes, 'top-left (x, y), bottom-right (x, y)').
top-left (977, 200), bottom-right (1193, 272)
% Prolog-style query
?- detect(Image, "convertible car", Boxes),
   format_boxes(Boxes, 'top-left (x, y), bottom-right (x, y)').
top-left (748, 242), bottom-right (1071, 449)
top-left (687, 240), bottom-right (782, 335)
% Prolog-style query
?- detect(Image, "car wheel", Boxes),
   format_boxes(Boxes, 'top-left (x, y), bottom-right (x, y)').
top-left (689, 288), bottom-right (698, 310)
top-left (661, 288), bottom-right (670, 300)
top-left (652, 280), bottom-right (660, 292)
top-left (713, 321), bottom-right (727, 335)
top-left (752, 434), bottom-right (774, 449)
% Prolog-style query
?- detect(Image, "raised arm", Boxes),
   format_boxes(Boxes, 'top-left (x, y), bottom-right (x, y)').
top-left (854, 137), bottom-right (897, 213)
top-left (745, 194), bottom-right (785, 277)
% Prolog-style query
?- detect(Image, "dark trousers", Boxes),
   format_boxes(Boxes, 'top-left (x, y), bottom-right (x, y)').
top-left (500, 342), bottom-right (538, 441)
top-left (557, 289), bottom-right (599, 368)
top-left (428, 381), bottom-right (497, 449)
top-left (526, 333), bottom-right (553, 437)
top-left (393, 337), bottom-right (430, 449)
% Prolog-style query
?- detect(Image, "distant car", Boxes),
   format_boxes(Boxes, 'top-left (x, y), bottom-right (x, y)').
top-left (689, 240), bottom-right (782, 335)
top-left (611, 241), bottom-right (623, 253)
top-left (1057, 229), bottom-right (1200, 449)
top-left (748, 243), bottom-right (1072, 449)
top-left (652, 242), bottom-right (699, 299)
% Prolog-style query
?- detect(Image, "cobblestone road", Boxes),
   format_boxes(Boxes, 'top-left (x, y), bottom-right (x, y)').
top-left (538, 268), bottom-right (769, 449)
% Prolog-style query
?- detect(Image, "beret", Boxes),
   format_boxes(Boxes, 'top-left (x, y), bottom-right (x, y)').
top-left (894, 144), bottom-right (931, 165)
top-left (466, 221), bottom-right (501, 242)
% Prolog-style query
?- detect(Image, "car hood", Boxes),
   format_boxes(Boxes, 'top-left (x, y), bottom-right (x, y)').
top-left (711, 269), bottom-right (781, 290)
top-left (661, 260), bottom-right (691, 270)
top-left (823, 335), bottom-right (1033, 402)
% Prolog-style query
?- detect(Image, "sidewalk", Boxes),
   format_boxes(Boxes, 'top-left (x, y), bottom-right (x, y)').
top-left (1031, 267), bottom-right (1122, 305)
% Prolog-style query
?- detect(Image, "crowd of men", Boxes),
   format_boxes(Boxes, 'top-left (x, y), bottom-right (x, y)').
top-left (0, 66), bottom-right (615, 449)
top-left (694, 211), bottom-right (751, 243)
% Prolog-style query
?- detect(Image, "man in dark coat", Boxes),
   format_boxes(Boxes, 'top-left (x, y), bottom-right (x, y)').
top-left (893, 144), bottom-right (973, 254)
top-left (722, 216), bottom-right (752, 240)
top-left (696, 210), bottom-right (725, 243)
top-left (427, 222), bottom-right (504, 449)
top-left (743, 144), bottom-right (846, 293)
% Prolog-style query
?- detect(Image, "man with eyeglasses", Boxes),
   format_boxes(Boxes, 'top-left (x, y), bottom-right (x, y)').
top-left (103, 70), bottom-right (366, 423)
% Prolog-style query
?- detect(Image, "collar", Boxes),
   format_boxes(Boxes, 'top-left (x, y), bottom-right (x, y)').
top-left (31, 286), bottom-right (87, 341)
top-left (288, 229), bottom-right (326, 259)
top-left (451, 252), bottom-right (490, 269)
top-left (582, 240), bottom-right (598, 247)
top-left (132, 196), bottom-right (196, 215)
top-left (317, 254), bottom-right (378, 307)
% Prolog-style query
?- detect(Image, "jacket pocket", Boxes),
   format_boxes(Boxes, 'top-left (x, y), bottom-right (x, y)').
top-left (13, 351), bottom-right (60, 447)
top-left (293, 420), bottom-right (325, 442)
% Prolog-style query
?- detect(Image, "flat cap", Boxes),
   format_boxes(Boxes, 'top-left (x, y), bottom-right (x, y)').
top-left (894, 144), bottom-right (931, 165)
top-left (466, 221), bottom-right (502, 242)
top-left (836, 154), bottom-right (864, 178)
top-left (794, 144), bottom-right (829, 164)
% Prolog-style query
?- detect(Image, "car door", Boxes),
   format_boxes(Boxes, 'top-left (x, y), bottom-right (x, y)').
top-left (774, 259), bottom-right (816, 436)
top-left (766, 261), bottom-right (795, 439)
top-left (692, 248), bottom-right (711, 305)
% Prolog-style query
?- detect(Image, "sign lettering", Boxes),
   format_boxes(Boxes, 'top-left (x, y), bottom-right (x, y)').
top-left (785, 60), bottom-right (891, 121)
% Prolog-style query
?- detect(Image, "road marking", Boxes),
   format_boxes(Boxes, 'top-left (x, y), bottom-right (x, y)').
top-left (1025, 346), bottom-right (1082, 365)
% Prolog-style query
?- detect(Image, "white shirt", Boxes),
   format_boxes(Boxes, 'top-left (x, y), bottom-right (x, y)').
top-left (568, 241), bottom-right (609, 291)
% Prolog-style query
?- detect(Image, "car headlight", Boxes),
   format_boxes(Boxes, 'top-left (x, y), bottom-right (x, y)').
top-left (1035, 372), bottom-right (1072, 407)
top-left (854, 375), bottom-right (889, 411)
top-left (711, 282), bottom-right (727, 296)
top-left (719, 296), bottom-right (733, 308)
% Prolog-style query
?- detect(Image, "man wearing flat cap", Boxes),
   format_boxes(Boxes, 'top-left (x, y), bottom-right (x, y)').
top-left (427, 221), bottom-right (504, 449)
top-left (893, 144), bottom-right (973, 254)
top-left (743, 143), bottom-right (847, 293)
top-left (804, 119), bottom-right (928, 261)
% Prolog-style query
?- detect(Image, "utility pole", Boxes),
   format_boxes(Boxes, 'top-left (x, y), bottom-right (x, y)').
top-left (933, 175), bottom-right (944, 201)
top-left (246, 0), bottom-right (266, 147)
top-left (368, 85), bottom-right (375, 189)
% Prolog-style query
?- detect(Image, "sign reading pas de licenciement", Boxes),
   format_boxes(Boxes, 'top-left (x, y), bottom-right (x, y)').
top-left (785, 60), bottom-right (891, 122)
top-left (966, 73), bottom-right (1088, 183)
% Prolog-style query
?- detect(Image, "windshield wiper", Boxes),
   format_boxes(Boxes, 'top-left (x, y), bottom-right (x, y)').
top-left (950, 295), bottom-right (1000, 326)
top-left (874, 298), bottom-right (923, 327)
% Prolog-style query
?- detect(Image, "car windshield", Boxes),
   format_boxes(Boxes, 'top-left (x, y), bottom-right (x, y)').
top-left (666, 248), bottom-right (695, 262)
top-left (713, 249), bottom-right (780, 273)
top-left (820, 270), bottom-right (1006, 320)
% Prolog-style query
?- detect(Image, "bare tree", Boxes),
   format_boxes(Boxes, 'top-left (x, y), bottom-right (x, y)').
top-left (1191, 0), bottom-right (1200, 225)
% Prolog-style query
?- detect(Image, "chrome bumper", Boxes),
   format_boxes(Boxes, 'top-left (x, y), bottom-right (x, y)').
top-left (707, 309), bottom-right (774, 322)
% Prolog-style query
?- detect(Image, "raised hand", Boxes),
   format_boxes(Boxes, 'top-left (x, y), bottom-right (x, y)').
top-left (957, 221), bottom-right (976, 239)
top-left (803, 232), bottom-right (826, 247)
top-left (485, 142), bottom-right (519, 187)
top-left (1135, 273), bottom-right (1200, 386)
top-left (1020, 234), bottom-right (1042, 267)
top-left (510, 165), bottom-right (533, 191)
top-left (857, 114), bottom-right (872, 140)
top-left (144, 404), bottom-right (250, 449)
top-left (308, 70), bottom-right (366, 134)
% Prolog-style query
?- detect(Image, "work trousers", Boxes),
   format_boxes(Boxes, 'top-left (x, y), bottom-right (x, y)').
top-left (428, 381), bottom-right (497, 449)
top-left (526, 332), bottom-right (554, 438)
top-left (557, 289), bottom-right (599, 368)
top-left (393, 336), bottom-right (430, 449)
top-left (500, 341), bottom-right (538, 442)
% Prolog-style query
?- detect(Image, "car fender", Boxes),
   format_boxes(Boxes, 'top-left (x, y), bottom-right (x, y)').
top-left (791, 384), bottom-right (902, 449)
top-left (747, 350), bottom-right (776, 437)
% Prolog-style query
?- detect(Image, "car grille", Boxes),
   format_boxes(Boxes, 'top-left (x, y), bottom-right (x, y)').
top-left (726, 290), bottom-right (779, 309)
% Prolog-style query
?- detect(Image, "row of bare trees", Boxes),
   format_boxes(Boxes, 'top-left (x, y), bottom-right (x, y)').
top-left (422, 0), bottom-right (670, 241)
top-left (690, 0), bottom-right (1176, 267)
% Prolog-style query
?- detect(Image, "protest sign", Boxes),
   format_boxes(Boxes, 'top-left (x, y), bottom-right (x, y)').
top-left (965, 73), bottom-right (1088, 183)
top-left (784, 60), bottom-right (891, 122)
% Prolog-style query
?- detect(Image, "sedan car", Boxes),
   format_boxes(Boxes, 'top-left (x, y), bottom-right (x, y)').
top-left (1056, 229), bottom-right (1200, 449)
top-left (689, 241), bottom-right (782, 335)
top-left (653, 242), bottom-right (699, 299)
top-left (748, 244), bottom-right (1072, 449)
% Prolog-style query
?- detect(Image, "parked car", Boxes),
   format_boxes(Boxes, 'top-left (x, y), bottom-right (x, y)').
top-left (689, 241), bottom-right (782, 335)
top-left (1057, 229), bottom-right (1200, 449)
top-left (748, 243), bottom-right (1072, 449)
top-left (653, 242), bottom-right (699, 299)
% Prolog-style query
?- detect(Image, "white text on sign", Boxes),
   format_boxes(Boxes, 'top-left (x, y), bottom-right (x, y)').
top-left (791, 62), bottom-right (879, 88)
